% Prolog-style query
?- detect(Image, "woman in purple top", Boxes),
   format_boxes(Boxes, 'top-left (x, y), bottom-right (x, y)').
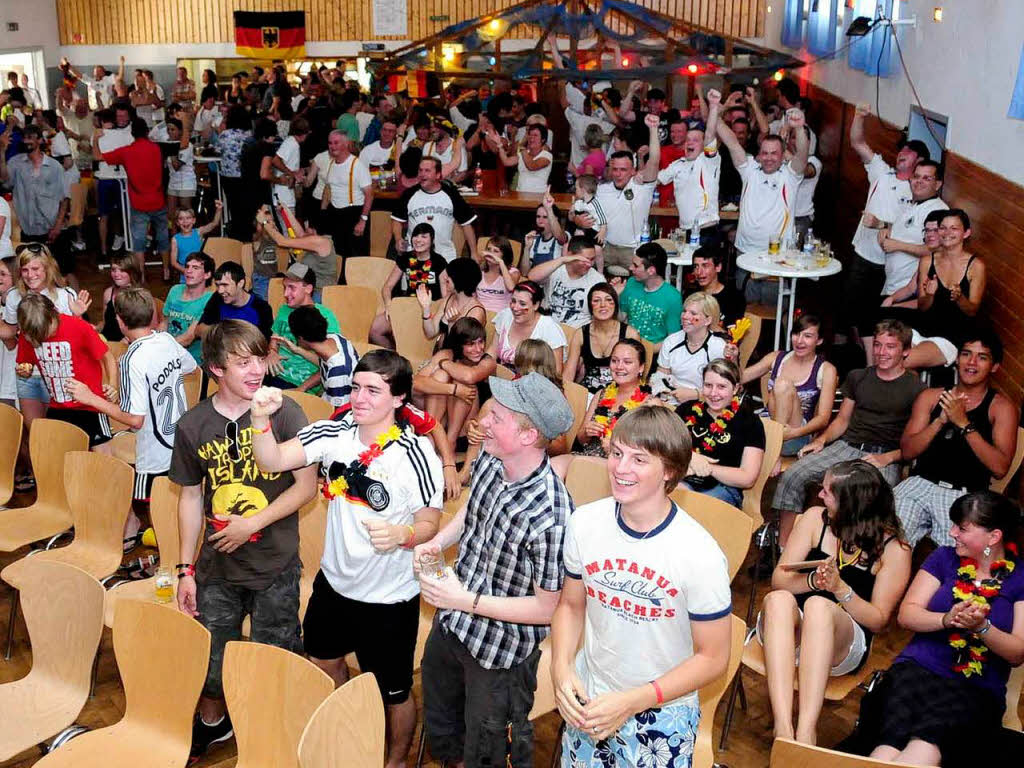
top-left (868, 491), bottom-right (1024, 765)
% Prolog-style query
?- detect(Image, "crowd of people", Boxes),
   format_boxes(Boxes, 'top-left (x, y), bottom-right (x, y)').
top-left (0, 53), bottom-right (1022, 768)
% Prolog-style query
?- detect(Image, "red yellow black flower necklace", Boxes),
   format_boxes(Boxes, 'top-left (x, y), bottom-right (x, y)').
top-left (593, 382), bottom-right (651, 438)
top-left (323, 425), bottom-right (403, 501)
top-left (408, 256), bottom-right (433, 288)
top-left (948, 546), bottom-right (1017, 678)
top-left (683, 395), bottom-right (743, 454)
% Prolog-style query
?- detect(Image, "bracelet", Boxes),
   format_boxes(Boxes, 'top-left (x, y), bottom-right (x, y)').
top-left (650, 679), bottom-right (665, 705)
top-left (451, 384), bottom-right (457, 396)
top-left (941, 610), bottom-right (952, 629)
top-left (836, 589), bottom-right (855, 604)
top-left (443, 463), bottom-right (456, 468)
top-left (977, 619), bottom-right (992, 635)
top-left (472, 593), bottom-right (482, 614)
top-left (399, 524), bottom-right (417, 549)
top-left (177, 564), bottom-right (196, 579)
top-left (807, 571), bottom-right (817, 591)
top-left (252, 422), bottom-right (272, 434)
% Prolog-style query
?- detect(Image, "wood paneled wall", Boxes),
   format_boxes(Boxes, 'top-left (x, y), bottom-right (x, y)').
top-left (804, 83), bottom-right (1024, 401)
top-left (56, 0), bottom-right (765, 46)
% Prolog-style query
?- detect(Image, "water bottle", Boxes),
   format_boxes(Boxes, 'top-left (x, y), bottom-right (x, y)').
top-left (802, 228), bottom-right (816, 253)
top-left (639, 220), bottom-right (651, 245)
top-left (473, 165), bottom-right (483, 193)
top-left (688, 219), bottom-right (701, 247)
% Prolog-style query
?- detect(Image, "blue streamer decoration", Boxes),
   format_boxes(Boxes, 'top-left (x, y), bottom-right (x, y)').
top-left (1009, 43), bottom-right (1024, 120)
top-left (780, 0), bottom-right (804, 49)
top-left (806, 0), bottom-right (839, 57)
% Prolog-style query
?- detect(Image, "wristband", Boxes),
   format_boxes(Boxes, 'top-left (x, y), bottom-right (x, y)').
top-left (472, 593), bottom-right (482, 613)
top-left (807, 571), bottom-right (817, 591)
top-left (836, 589), bottom-right (854, 604)
top-left (399, 524), bottom-right (416, 550)
top-left (177, 564), bottom-right (196, 579)
top-left (252, 422), bottom-right (272, 434)
top-left (650, 679), bottom-right (665, 705)
top-left (360, 214), bottom-right (369, 221)
top-left (443, 464), bottom-right (456, 468)
top-left (977, 619), bottom-right (992, 636)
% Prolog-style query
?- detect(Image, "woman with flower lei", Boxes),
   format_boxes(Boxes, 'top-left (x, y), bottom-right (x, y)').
top-left (676, 358), bottom-right (765, 507)
top-left (573, 339), bottom-right (651, 459)
top-left (866, 491), bottom-right (1024, 766)
top-left (370, 222), bottom-right (449, 347)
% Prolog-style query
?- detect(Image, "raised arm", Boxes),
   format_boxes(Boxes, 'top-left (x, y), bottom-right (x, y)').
top-left (850, 103), bottom-right (875, 165)
top-left (746, 87), bottom-right (770, 139)
top-left (704, 89), bottom-right (722, 149)
top-left (716, 117), bottom-right (748, 170)
top-left (786, 108), bottom-right (810, 177)
top-left (638, 113), bottom-right (661, 183)
top-left (248, 388), bottom-right (316, 472)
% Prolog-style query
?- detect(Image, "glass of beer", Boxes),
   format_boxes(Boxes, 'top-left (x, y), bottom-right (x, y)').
top-left (419, 551), bottom-right (447, 580)
top-left (154, 567), bottom-right (174, 603)
top-left (768, 237), bottom-right (781, 255)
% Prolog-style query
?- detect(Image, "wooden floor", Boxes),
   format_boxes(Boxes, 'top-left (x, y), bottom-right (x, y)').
top-left (2, 251), bottom-right (1020, 768)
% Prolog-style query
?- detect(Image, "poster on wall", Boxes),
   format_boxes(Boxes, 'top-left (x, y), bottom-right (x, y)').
top-left (373, 0), bottom-right (408, 37)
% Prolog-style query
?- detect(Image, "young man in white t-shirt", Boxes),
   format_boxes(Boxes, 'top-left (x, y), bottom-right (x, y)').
top-left (527, 235), bottom-right (604, 328)
top-left (552, 405), bottom-right (732, 765)
top-left (271, 117), bottom-right (311, 216)
top-left (249, 350), bottom-right (443, 768)
top-left (588, 114), bottom-right (662, 275)
top-left (65, 288), bottom-right (197, 542)
top-left (717, 105), bottom-right (810, 304)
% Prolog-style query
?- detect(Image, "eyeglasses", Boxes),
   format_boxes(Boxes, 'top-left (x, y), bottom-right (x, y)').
top-left (14, 242), bottom-right (48, 256)
top-left (225, 421), bottom-right (241, 462)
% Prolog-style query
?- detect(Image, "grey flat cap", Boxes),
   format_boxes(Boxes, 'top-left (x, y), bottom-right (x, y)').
top-left (488, 372), bottom-right (574, 440)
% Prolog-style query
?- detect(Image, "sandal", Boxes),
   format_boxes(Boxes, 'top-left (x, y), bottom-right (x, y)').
top-left (14, 475), bottom-right (35, 492)
top-left (123, 532), bottom-right (143, 554)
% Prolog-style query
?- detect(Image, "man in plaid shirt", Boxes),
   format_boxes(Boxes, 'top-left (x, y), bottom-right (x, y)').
top-left (417, 372), bottom-right (575, 767)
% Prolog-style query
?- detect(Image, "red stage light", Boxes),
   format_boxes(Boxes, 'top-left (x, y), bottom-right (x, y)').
top-left (687, 63), bottom-right (699, 74)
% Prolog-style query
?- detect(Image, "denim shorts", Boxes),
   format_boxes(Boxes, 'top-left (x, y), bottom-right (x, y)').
top-left (781, 433), bottom-right (811, 457)
top-left (16, 373), bottom-right (49, 403)
top-left (129, 207), bottom-right (170, 253)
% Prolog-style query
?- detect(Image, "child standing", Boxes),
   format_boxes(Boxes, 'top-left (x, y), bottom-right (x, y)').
top-left (165, 117), bottom-right (197, 223)
top-left (16, 292), bottom-right (117, 447)
top-left (170, 201), bottom-right (222, 282)
top-left (570, 174), bottom-right (608, 245)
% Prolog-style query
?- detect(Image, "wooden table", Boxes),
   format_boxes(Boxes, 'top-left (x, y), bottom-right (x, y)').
top-left (372, 187), bottom-right (738, 220)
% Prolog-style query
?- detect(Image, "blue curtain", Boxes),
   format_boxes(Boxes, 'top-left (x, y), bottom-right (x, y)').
top-left (1009, 42), bottom-right (1024, 119)
top-left (849, 0), bottom-right (896, 77)
top-left (806, 0), bottom-right (839, 56)
top-left (781, 0), bottom-right (804, 49)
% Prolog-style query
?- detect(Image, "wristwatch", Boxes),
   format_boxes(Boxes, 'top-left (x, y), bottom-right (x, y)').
top-left (960, 423), bottom-right (977, 438)
top-left (360, 214), bottom-right (368, 221)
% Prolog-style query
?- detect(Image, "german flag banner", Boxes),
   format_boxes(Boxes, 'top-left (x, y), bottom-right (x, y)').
top-left (388, 71), bottom-right (441, 99)
top-left (234, 11), bottom-right (306, 59)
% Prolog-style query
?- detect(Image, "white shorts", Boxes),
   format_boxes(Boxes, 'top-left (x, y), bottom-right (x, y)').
top-left (911, 329), bottom-right (957, 366)
top-left (168, 187), bottom-right (197, 198)
top-left (756, 606), bottom-right (869, 677)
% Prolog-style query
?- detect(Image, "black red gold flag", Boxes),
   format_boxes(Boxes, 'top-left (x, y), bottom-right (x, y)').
top-left (234, 11), bottom-right (306, 58)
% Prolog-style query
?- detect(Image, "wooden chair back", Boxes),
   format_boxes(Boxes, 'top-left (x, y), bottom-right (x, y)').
top-left (477, 236), bottom-right (523, 266)
top-left (1004, 663), bottom-right (1024, 730)
top-left (0, 561), bottom-right (104, 762)
top-left (743, 418), bottom-right (784, 529)
top-left (494, 364), bottom-right (515, 380)
top-left (322, 284), bottom-right (377, 344)
top-left (113, 599), bottom-right (211, 751)
top-left (353, 341), bottom-right (387, 357)
top-left (68, 183), bottom-right (87, 227)
top-left (205, 237), bottom-right (249, 274)
top-left (695, 614), bottom-right (745, 768)
top-left (26, 419), bottom-right (89, 529)
top-left (345, 256), bottom-right (394, 293)
top-left (276, 246), bottom-right (293, 274)
top-left (298, 496), bottom-right (328, 621)
top-left (224, 641), bottom-right (334, 768)
top-left (769, 737), bottom-right (929, 768)
top-left (528, 637), bottom-right (557, 720)
top-left (284, 390), bottom-right (334, 423)
top-left (639, 337), bottom-right (658, 379)
top-left (369, 210), bottom-right (393, 259)
top-left (9, 204), bottom-right (20, 244)
top-left (31, 452), bottom-right (133, 580)
top-left (452, 223), bottom-right (466, 259)
top-left (268, 277), bottom-right (285, 314)
top-left (390, 296), bottom-right (436, 364)
top-left (484, 309), bottom-right (498, 350)
top-left (183, 369), bottom-right (218, 407)
top-left (991, 426), bottom-right (1024, 494)
top-left (737, 312), bottom-right (762, 369)
top-left (298, 673), bottom-right (385, 768)
top-left (565, 457), bottom-right (611, 508)
top-left (563, 380), bottom-right (590, 449)
top-left (671, 487), bottom-right (754, 581)
top-left (0, 403), bottom-right (23, 507)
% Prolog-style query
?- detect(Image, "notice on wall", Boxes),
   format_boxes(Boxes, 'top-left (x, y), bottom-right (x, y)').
top-left (373, 0), bottom-right (408, 37)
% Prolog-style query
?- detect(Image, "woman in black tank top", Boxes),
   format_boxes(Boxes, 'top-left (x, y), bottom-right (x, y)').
top-left (760, 460), bottom-right (912, 744)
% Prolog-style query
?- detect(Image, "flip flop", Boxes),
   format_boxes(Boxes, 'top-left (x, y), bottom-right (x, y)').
top-left (123, 532), bottom-right (143, 554)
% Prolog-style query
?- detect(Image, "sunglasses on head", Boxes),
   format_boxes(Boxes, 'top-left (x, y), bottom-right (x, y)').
top-left (15, 242), bottom-right (48, 256)
top-left (225, 420), bottom-right (242, 462)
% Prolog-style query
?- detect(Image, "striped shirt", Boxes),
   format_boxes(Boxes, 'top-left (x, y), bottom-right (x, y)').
top-left (319, 333), bottom-right (359, 408)
top-left (441, 452), bottom-right (572, 670)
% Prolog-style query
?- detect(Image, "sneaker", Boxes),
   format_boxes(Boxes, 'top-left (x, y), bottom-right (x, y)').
top-left (190, 714), bottom-right (234, 759)
top-left (112, 234), bottom-right (125, 251)
top-left (71, 237), bottom-right (87, 251)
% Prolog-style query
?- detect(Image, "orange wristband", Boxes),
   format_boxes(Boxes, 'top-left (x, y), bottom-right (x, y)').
top-left (650, 680), bottom-right (664, 705)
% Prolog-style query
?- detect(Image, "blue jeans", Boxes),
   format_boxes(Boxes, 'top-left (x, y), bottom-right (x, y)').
top-left (129, 207), bottom-right (170, 253)
top-left (684, 480), bottom-right (743, 507)
top-left (251, 273), bottom-right (270, 300)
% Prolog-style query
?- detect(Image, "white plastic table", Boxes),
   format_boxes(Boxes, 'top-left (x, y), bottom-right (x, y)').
top-left (735, 250), bottom-right (842, 350)
top-left (663, 243), bottom-right (699, 291)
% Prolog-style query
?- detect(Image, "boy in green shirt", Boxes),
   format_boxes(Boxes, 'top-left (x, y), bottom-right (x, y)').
top-left (267, 262), bottom-right (340, 392)
top-left (619, 242), bottom-right (683, 347)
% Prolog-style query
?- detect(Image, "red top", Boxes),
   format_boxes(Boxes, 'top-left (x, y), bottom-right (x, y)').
top-left (657, 144), bottom-right (688, 206)
top-left (102, 138), bottom-right (166, 212)
top-left (17, 315), bottom-right (108, 410)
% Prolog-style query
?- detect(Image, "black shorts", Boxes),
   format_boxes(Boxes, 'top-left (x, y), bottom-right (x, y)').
top-left (47, 407), bottom-right (112, 447)
top-left (132, 470), bottom-right (167, 502)
top-left (302, 570), bottom-right (420, 705)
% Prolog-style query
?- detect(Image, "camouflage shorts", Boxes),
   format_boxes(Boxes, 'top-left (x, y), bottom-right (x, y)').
top-left (196, 560), bottom-right (302, 698)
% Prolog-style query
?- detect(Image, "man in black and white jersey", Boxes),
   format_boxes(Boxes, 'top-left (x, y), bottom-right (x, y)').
top-left (391, 156), bottom-right (478, 261)
top-left (250, 349), bottom-right (442, 768)
top-left (66, 287), bottom-right (197, 542)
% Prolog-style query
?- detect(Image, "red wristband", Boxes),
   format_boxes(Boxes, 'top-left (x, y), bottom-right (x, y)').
top-left (176, 563), bottom-right (196, 579)
top-left (650, 679), bottom-right (664, 705)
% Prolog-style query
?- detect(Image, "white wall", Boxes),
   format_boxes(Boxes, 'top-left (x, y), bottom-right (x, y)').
top-left (749, 0), bottom-right (1024, 186)
top-left (0, 1), bottom-right (60, 63)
